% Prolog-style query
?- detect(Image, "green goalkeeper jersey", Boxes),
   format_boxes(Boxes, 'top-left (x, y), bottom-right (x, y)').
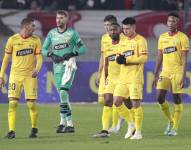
top-left (42, 27), bottom-right (87, 57)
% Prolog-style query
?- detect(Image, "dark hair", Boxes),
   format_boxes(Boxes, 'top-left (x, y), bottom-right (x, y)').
top-left (57, 10), bottom-right (68, 17)
top-left (122, 17), bottom-right (136, 25)
top-left (104, 15), bottom-right (117, 23)
top-left (168, 12), bottom-right (179, 19)
top-left (111, 22), bottom-right (120, 27)
top-left (21, 18), bottom-right (34, 28)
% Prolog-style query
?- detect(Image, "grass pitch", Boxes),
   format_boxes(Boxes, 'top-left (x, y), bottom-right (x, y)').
top-left (0, 103), bottom-right (191, 150)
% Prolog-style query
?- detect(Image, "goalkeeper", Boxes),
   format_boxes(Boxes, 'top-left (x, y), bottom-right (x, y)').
top-left (42, 10), bottom-right (87, 133)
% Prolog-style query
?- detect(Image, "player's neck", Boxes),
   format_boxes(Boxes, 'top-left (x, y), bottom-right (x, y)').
top-left (168, 29), bottom-right (178, 36)
top-left (20, 30), bottom-right (32, 39)
top-left (57, 26), bottom-right (67, 33)
top-left (112, 40), bottom-right (119, 45)
top-left (126, 32), bottom-right (137, 40)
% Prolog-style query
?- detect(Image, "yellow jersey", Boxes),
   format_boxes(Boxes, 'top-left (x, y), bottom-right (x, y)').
top-left (105, 33), bottom-right (127, 79)
top-left (119, 34), bottom-right (148, 84)
top-left (5, 33), bottom-right (41, 77)
top-left (158, 31), bottom-right (189, 73)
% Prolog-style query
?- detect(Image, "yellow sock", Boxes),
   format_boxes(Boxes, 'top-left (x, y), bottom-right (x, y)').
top-left (134, 106), bottom-right (143, 132)
top-left (173, 104), bottom-right (183, 130)
top-left (27, 101), bottom-right (38, 128)
top-left (102, 106), bottom-right (112, 130)
top-left (117, 103), bottom-right (133, 124)
top-left (8, 100), bottom-right (18, 131)
top-left (112, 104), bottom-right (119, 128)
top-left (159, 101), bottom-right (173, 123)
top-left (129, 108), bottom-right (135, 122)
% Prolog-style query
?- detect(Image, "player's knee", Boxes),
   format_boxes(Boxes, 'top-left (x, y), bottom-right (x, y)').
top-left (173, 94), bottom-right (181, 104)
top-left (60, 90), bottom-right (69, 101)
top-left (157, 94), bottom-right (165, 104)
top-left (9, 100), bottom-right (18, 109)
top-left (104, 94), bottom-right (113, 107)
top-left (113, 96), bottom-right (123, 107)
top-left (27, 101), bottom-right (37, 110)
top-left (124, 98), bottom-right (132, 109)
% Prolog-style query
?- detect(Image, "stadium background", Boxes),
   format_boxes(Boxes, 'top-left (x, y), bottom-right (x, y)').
top-left (0, 0), bottom-right (191, 103)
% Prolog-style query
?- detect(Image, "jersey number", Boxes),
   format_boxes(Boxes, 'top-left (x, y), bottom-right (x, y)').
top-left (9, 83), bottom-right (16, 90)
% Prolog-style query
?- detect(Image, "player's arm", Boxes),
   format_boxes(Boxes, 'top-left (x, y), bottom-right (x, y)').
top-left (180, 34), bottom-right (190, 88)
top-left (42, 32), bottom-right (52, 57)
top-left (104, 57), bottom-right (109, 81)
top-left (152, 50), bottom-right (163, 88)
top-left (126, 54), bottom-right (148, 65)
top-left (62, 31), bottom-right (88, 60)
top-left (127, 37), bottom-right (148, 65)
top-left (181, 51), bottom-right (188, 88)
top-left (0, 53), bottom-right (11, 88)
top-left (96, 52), bottom-right (104, 85)
top-left (32, 38), bottom-right (43, 78)
top-left (0, 37), bottom-right (13, 88)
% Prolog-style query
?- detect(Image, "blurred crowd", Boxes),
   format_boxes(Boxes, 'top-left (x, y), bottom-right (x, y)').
top-left (0, 0), bottom-right (187, 11)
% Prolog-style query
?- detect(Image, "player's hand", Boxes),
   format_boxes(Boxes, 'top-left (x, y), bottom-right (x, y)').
top-left (62, 52), bottom-right (78, 61)
top-left (152, 77), bottom-right (158, 88)
top-left (0, 77), bottom-right (4, 89)
top-left (116, 54), bottom-right (126, 64)
top-left (47, 52), bottom-right (64, 64)
top-left (32, 70), bottom-right (38, 78)
top-left (180, 77), bottom-right (185, 88)
top-left (96, 73), bottom-right (101, 86)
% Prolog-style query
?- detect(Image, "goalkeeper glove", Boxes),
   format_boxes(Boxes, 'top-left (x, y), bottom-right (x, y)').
top-left (62, 52), bottom-right (78, 60)
top-left (47, 52), bottom-right (64, 64)
top-left (116, 54), bottom-right (126, 64)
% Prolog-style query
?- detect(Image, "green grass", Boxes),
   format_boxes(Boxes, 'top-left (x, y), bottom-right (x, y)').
top-left (0, 103), bottom-right (191, 150)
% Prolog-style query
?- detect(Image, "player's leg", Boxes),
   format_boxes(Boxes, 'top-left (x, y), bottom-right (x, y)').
top-left (167, 94), bottom-right (182, 136)
top-left (59, 68), bottom-right (76, 133)
top-left (130, 100), bottom-right (142, 140)
top-left (168, 74), bottom-right (184, 136)
top-left (113, 84), bottom-right (134, 139)
top-left (94, 80), bottom-right (114, 138)
top-left (6, 75), bottom-right (22, 139)
top-left (24, 77), bottom-right (39, 138)
top-left (156, 76), bottom-right (173, 135)
top-left (116, 97), bottom-right (133, 132)
top-left (98, 71), bottom-right (105, 105)
top-left (128, 84), bottom-right (143, 140)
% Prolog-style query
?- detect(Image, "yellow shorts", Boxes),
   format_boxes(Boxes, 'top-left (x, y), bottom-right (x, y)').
top-left (114, 83), bottom-right (143, 100)
top-left (104, 75), bottom-right (119, 94)
top-left (8, 74), bottom-right (38, 99)
top-left (98, 72), bottom-right (105, 96)
top-left (157, 72), bottom-right (183, 93)
top-left (98, 73), bottom-right (105, 104)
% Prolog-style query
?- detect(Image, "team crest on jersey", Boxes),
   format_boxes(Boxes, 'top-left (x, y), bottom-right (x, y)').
top-left (123, 50), bottom-right (134, 57)
top-left (163, 47), bottom-right (177, 54)
top-left (108, 54), bottom-right (116, 61)
top-left (54, 43), bottom-right (69, 50)
top-left (16, 49), bottom-right (33, 56)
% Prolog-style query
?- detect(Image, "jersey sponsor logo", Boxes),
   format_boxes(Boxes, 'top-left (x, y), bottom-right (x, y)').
top-left (54, 43), bottom-right (69, 50)
top-left (163, 47), bottom-right (177, 54)
top-left (108, 54), bottom-right (116, 61)
top-left (123, 50), bottom-right (134, 57)
top-left (16, 49), bottom-right (33, 56)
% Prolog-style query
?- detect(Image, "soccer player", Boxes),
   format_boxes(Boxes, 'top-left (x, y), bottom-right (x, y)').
top-left (114, 17), bottom-right (148, 140)
top-left (152, 12), bottom-right (189, 136)
top-left (42, 10), bottom-right (87, 133)
top-left (96, 15), bottom-right (117, 105)
top-left (0, 18), bottom-right (42, 139)
top-left (94, 22), bottom-right (130, 138)
top-left (96, 15), bottom-right (124, 133)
